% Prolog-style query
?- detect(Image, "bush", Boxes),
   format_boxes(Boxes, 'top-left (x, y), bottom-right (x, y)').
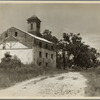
top-left (0, 53), bottom-right (62, 89)
top-left (0, 54), bottom-right (23, 69)
top-left (0, 53), bottom-right (58, 74)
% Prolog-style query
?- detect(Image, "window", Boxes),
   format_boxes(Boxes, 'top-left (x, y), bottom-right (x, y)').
top-left (15, 32), bottom-right (18, 37)
top-left (39, 51), bottom-right (42, 58)
top-left (46, 53), bottom-right (48, 58)
top-left (38, 62), bottom-right (42, 66)
top-left (51, 46), bottom-right (54, 50)
top-left (31, 23), bottom-right (33, 30)
top-left (39, 42), bottom-right (42, 48)
top-left (51, 54), bottom-right (53, 59)
top-left (45, 44), bottom-right (48, 49)
top-left (46, 62), bottom-right (48, 67)
top-left (5, 33), bottom-right (8, 37)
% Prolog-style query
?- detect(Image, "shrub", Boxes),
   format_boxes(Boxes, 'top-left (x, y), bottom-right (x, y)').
top-left (0, 53), bottom-right (61, 89)
top-left (0, 54), bottom-right (23, 69)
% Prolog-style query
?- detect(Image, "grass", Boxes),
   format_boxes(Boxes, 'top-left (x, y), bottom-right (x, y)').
top-left (1, 60), bottom-right (100, 97)
top-left (1, 57), bottom-right (100, 97)
top-left (0, 64), bottom-right (66, 89)
top-left (0, 56), bottom-right (68, 89)
top-left (81, 67), bottom-right (100, 96)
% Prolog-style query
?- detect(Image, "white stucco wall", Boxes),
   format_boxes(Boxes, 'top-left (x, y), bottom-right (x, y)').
top-left (0, 41), bottom-right (33, 64)
top-left (0, 49), bottom-right (33, 64)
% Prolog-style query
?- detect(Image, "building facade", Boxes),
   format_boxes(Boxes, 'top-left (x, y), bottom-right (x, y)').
top-left (0, 15), bottom-right (56, 67)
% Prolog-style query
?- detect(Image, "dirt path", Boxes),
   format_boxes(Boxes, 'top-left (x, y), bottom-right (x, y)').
top-left (0, 72), bottom-right (87, 98)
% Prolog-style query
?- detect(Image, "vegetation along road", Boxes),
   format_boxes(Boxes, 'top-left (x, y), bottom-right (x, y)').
top-left (0, 72), bottom-right (87, 98)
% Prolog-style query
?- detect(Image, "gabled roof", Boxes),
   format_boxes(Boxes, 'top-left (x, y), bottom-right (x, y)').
top-left (27, 15), bottom-right (41, 22)
top-left (11, 27), bottom-right (53, 44)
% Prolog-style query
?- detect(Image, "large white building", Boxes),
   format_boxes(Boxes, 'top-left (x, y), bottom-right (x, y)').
top-left (0, 15), bottom-right (56, 67)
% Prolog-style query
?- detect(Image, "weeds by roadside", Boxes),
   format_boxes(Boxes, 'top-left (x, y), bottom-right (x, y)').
top-left (81, 67), bottom-right (100, 96)
top-left (0, 55), bottom-right (65, 89)
top-left (0, 65), bottom-right (64, 89)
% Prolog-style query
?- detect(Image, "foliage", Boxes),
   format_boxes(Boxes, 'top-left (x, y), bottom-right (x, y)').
top-left (0, 53), bottom-right (22, 69)
top-left (0, 53), bottom-right (63, 89)
top-left (37, 32), bottom-right (43, 38)
top-left (42, 29), bottom-right (59, 44)
top-left (57, 33), bottom-right (100, 70)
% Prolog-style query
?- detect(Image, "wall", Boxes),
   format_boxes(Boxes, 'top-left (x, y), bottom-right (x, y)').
top-left (33, 39), bottom-right (56, 68)
top-left (0, 40), bottom-right (34, 64)
top-left (0, 49), bottom-right (33, 64)
top-left (28, 22), bottom-right (37, 32)
top-left (0, 27), bottom-right (33, 48)
top-left (34, 47), bottom-right (56, 68)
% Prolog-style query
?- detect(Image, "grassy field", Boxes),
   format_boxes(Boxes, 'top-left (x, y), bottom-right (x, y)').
top-left (81, 67), bottom-right (100, 96)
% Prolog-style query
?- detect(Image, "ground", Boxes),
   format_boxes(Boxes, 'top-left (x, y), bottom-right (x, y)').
top-left (0, 72), bottom-right (87, 98)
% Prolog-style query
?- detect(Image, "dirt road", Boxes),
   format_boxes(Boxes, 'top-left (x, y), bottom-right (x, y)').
top-left (0, 72), bottom-right (87, 98)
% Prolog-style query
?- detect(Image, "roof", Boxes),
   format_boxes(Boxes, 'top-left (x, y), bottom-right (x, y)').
top-left (27, 15), bottom-right (41, 22)
top-left (11, 27), bottom-right (53, 44)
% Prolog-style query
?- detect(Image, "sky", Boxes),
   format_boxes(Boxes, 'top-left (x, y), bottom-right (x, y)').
top-left (0, 2), bottom-right (100, 52)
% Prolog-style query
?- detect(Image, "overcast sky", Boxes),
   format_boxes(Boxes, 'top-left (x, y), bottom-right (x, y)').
top-left (0, 2), bottom-right (100, 52)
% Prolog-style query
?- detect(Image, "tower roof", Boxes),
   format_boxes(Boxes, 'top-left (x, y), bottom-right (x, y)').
top-left (27, 15), bottom-right (41, 22)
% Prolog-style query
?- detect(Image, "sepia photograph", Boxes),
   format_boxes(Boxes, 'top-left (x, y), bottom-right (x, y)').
top-left (0, 1), bottom-right (100, 98)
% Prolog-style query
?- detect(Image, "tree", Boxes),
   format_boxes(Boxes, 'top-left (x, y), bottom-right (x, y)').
top-left (58, 32), bottom-right (100, 70)
top-left (42, 29), bottom-right (58, 44)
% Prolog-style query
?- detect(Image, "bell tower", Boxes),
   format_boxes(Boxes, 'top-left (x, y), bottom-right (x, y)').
top-left (27, 15), bottom-right (41, 36)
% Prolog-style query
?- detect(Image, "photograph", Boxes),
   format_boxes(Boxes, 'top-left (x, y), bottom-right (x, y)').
top-left (0, 1), bottom-right (100, 98)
